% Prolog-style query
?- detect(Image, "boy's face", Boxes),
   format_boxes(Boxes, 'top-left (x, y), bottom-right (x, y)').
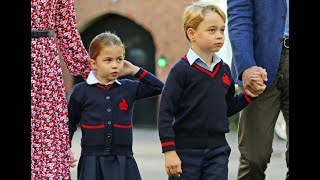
top-left (90, 45), bottom-right (124, 83)
top-left (191, 11), bottom-right (225, 53)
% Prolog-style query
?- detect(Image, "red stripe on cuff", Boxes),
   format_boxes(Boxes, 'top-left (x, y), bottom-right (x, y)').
top-left (138, 70), bottom-right (148, 80)
top-left (243, 91), bottom-right (252, 103)
top-left (162, 141), bottom-right (175, 147)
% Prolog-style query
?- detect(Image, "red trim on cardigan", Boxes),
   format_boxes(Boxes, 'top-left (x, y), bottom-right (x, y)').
top-left (96, 83), bottom-right (114, 90)
top-left (106, 84), bottom-right (114, 90)
top-left (114, 124), bottom-right (132, 129)
top-left (81, 124), bottom-right (106, 129)
top-left (96, 84), bottom-right (105, 89)
top-left (138, 70), bottom-right (148, 80)
top-left (243, 91), bottom-right (252, 103)
top-left (161, 141), bottom-right (175, 147)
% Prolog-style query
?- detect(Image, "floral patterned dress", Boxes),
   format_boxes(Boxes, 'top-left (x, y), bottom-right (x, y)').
top-left (31, 0), bottom-right (91, 179)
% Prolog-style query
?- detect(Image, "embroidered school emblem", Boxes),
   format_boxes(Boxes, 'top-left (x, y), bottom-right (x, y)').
top-left (222, 73), bottom-right (231, 86)
top-left (119, 98), bottom-right (128, 111)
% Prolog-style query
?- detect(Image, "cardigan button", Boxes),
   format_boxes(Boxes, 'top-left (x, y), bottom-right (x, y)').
top-left (107, 108), bottom-right (111, 112)
top-left (106, 96), bottom-right (110, 100)
top-left (107, 121), bottom-right (111, 125)
top-left (107, 134), bottom-right (112, 138)
top-left (106, 148), bottom-right (110, 152)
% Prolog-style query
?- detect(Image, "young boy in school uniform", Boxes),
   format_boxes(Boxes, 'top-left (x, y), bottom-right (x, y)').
top-left (158, 2), bottom-right (266, 180)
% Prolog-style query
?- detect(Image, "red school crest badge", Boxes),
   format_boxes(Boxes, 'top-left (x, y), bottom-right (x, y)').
top-left (119, 98), bottom-right (128, 111)
top-left (222, 73), bottom-right (231, 86)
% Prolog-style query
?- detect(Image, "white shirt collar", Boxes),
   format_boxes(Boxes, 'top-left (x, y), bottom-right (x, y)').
top-left (86, 70), bottom-right (121, 85)
top-left (186, 48), bottom-right (221, 66)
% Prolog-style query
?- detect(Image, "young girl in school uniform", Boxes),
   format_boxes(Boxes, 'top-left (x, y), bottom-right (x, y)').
top-left (68, 31), bottom-right (164, 180)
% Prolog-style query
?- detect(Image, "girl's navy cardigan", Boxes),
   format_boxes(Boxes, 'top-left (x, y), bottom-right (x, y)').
top-left (68, 68), bottom-right (164, 155)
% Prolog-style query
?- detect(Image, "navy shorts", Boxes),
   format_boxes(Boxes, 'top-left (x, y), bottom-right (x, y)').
top-left (169, 145), bottom-right (231, 180)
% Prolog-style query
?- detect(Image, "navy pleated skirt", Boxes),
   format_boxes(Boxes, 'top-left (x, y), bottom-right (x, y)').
top-left (77, 155), bottom-right (142, 180)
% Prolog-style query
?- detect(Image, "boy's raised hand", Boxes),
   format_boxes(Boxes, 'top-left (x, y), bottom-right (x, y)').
top-left (119, 60), bottom-right (140, 77)
top-left (164, 150), bottom-right (182, 177)
top-left (69, 148), bottom-right (77, 168)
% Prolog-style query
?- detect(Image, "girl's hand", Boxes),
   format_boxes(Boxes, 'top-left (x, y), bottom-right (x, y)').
top-left (119, 60), bottom-right (140, 77)
top-left (69, 149), bottom-right (77, 168)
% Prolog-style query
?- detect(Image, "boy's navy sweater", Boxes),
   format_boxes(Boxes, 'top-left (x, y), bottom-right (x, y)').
top-left (68, 68), bottom-right (163, 156)
top-left (158, 56), bottom-right (254, 153)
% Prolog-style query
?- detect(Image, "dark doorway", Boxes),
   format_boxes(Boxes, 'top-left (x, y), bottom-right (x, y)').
top-left (76, 13), bottom-right (157, 127)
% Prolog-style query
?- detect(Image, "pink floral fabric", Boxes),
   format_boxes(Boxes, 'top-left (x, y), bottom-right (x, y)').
top-left (31, 0), bottom-right (91, 179)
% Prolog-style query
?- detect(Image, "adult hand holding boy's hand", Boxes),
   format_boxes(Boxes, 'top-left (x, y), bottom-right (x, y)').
top-left (242, 66), bottom-right (267, 97)
top-left (248, 71), bottom-right (266, 96)
top-left (164, 150), bottom-right (182, 177)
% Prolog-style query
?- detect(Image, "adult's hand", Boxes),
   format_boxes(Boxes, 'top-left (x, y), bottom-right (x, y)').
top-left (242, 66), bottom-right (268, 97)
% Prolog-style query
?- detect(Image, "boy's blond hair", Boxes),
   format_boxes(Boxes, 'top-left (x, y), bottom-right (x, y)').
top-left (183, 1), bottom-right (226, 41)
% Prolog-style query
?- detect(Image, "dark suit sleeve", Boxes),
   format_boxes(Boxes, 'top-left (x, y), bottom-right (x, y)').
top-left (227, 0), bottom-right (256, 80)
top-left (134, 67), bottom-right (164, 100)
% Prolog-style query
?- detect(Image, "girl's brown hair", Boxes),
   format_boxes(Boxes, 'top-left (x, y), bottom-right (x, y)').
top-left (89, 31), bottom-right (125, 60)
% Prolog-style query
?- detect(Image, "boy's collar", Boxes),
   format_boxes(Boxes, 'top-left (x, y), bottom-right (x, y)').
top-left (187, 48), bottom-right (221, 66)
top-left (186, 48), bottom-right (221, 65)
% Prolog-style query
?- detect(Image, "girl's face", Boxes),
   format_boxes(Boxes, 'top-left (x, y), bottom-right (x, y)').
top-left (190, 11), bottom-right (225, 53)
top-left (90, 45), bottom-right (124, 84)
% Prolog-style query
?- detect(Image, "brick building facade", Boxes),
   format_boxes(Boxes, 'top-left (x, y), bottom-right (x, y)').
top-left (74, 0), bottom-right (193, 81)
